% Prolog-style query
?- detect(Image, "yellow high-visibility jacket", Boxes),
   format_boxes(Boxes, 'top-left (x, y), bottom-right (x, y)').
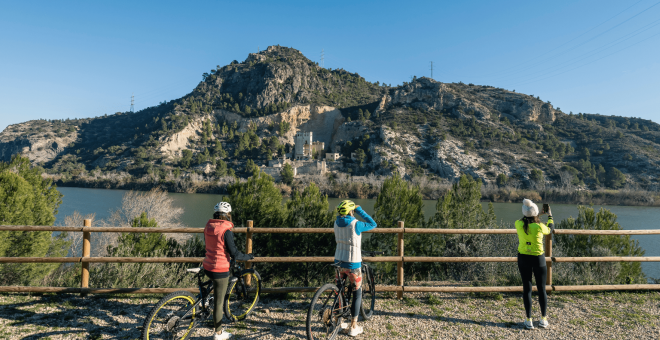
top-left (515, 217), bottom-right (554, 256)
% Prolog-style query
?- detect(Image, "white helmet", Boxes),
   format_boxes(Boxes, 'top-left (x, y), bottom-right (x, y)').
top-left (214, 202), bottom-right (232, 213)
top-left (522, 198), bottom-right (539, 217)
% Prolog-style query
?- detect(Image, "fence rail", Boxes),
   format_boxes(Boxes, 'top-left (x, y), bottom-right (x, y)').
top-left (0, 222), bottom-right (659, 298)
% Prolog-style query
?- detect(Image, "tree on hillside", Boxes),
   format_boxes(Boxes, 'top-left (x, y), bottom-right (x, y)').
top-left (529, 169), bottom-right (544, 188)
top-left (496, 173), bottom-right (508, 187)
top-left (281, 163), bottom-right (294, 185)
top-left (0, 155), bottom-right (68, 285)
top-left (606, 167), bottom-right (626, 189)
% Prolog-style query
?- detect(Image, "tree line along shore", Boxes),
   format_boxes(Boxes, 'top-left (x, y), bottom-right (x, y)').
top-left (53, 172), bottom-right (660, 207)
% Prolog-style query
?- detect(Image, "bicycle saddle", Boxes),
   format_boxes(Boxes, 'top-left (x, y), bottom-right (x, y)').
top-left (186, 267), bottom-right (202, 274)
top-left (229, 277), bottom-right (238, 284)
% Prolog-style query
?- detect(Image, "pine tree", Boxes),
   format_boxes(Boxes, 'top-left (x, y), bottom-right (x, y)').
top-left (0, 155), bottom-right (68, 285)
top-left (281, 163), bottom-right (295, 185)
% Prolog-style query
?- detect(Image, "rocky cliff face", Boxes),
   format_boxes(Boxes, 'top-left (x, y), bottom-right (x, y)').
top-left (0, 121), bottom-right (77, 164)
top-left (386, 77), bottom-right (556, 124)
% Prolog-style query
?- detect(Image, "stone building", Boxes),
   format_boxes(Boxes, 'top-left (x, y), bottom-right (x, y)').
top-left (295, 131), bottom-right (325, 160)
top-left (325, 152), bottom-right (341, 161)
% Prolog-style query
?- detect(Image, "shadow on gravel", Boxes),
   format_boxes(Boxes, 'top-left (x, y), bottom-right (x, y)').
top-left (0, 294), bottom-right (149, 339)
top-left (375, 309), bottom-right (519, 330)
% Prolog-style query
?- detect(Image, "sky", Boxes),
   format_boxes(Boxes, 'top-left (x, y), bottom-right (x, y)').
top-left (1, 0), bottom-right (659, 132)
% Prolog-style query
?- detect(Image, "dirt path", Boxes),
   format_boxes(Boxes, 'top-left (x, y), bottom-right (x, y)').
top-left (0, 290), bottom-right (659, 339)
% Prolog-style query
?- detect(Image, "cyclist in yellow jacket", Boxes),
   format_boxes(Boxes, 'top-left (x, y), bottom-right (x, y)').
top-left (515, 198), bottom-right (554, 330)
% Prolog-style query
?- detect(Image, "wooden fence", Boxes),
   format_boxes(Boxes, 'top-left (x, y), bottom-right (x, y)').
top-left (1, 220), bottom-right (659, 298)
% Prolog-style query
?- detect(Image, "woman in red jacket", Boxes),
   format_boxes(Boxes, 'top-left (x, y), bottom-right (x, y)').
top-left (203, 201), bottom-right (253, 340)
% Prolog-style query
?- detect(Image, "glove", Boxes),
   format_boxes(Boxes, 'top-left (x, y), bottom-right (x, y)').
top-left (238, 253), bottom-right (254, 261)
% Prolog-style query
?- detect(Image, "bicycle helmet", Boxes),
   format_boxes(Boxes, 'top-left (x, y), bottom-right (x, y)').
top-left (337, 200), bottom-right (356, 215)
top-left (214, 201), bottom-right (232, 213)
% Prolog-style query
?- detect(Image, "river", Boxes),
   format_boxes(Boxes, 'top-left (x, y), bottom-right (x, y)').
top-left (55, 187), bottom-right (660, 279)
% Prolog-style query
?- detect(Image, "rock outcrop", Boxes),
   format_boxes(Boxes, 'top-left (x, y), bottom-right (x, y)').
top-left (0, 121), bottom-right (77, 164)
top-left (387, 77), bottom-right (556, 124)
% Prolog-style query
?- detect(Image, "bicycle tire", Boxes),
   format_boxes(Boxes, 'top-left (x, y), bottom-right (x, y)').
top-left (360, 265), bottom-right (376, 321)
top-left (224, 269), bottom-right (261, 321)
top-left (307, 283), bottom-right (343, 340)
top-left (142, 290), bottom-right (198, 340)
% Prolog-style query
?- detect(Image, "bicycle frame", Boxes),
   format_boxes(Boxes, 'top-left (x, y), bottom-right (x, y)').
top-left (178, 261), bottom-right (242, 325)
top-left (330, 265), bottom-right (355, 320)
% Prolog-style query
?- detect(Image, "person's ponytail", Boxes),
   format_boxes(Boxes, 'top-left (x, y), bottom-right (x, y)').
top-left (521, 215), bottom-right (540, 234)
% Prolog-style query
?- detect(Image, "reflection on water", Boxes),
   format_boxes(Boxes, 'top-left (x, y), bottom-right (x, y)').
top-left (56, 187), bottom-right (660, 279)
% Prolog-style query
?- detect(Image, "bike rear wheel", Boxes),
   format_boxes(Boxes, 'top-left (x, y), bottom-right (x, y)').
top-left (224, 269), bottom-right (261, 321)
top-left (307, 283), bottom-right (343, 340)
top-left (142, 290), bottom-right (198, 340)
top-left (360, 265), bottom-right (376, 320)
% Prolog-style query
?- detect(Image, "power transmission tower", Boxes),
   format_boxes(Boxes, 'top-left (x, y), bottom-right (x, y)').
top-left (130, 94), bottom-right (134, 113)
top-left (321, 49), bottom-right (324, 68)
top-left (430, 61), bottom-right (433, 79)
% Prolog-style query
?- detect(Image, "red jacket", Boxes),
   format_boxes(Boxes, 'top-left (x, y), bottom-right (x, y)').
top-left (202, 219), bottom-right (234, 272)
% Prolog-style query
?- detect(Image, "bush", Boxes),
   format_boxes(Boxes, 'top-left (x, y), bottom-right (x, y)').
top-left (553, 206), bottom-right (646, 284)
top-left (0, 155), bottom-right (69, 286)
top-left (407, 175), bottom-right (501, 282)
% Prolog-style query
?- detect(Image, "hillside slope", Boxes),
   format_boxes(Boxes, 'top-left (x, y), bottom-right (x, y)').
top-left (1, 45), bottom-right (659, 193)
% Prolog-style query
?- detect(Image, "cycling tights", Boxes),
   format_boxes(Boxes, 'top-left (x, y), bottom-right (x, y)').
top-left (351, 287), bottom-right (362, 318)
top-left (517, 253), bottom-right (547, 319)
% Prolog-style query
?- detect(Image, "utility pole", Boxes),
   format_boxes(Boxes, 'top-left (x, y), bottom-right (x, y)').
top-left (430, 61), bottom-right (433, 80)
top-left (321, 48), bottom-right (325, 68)
top-left (130, 94), bottom-right (134, 113)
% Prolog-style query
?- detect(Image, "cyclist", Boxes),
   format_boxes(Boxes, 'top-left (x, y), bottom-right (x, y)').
top-left (334, 200), bottom-right (377, 337)
top-left (203, 201), bottom-right (254, 340)
top-left (515, 198), bottom-right (554, 330)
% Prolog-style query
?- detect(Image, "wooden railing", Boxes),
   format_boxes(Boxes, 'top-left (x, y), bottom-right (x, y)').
top-left (1, 220), bottom-right (659, 298)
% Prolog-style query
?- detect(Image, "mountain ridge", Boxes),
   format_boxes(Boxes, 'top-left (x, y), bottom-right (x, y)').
top-left (1, 45), bottom-right (659, 195)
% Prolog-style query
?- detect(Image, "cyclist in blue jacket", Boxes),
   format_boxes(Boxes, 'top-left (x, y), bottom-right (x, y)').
top-left (334, 200), bottom-right (377, 337)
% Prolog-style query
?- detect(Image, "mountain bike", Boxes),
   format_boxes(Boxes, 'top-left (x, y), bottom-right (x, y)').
top-left (142, 259), bottom-right (261, 340)
top-left (306, 251), bottom-right (383, 340)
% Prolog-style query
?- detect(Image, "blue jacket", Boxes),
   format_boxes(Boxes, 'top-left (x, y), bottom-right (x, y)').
top-left (334, 206), bottom-right (377, 269)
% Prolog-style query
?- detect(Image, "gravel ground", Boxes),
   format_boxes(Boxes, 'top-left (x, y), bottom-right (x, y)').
top-left (0, 288), bottom-right (659, 339)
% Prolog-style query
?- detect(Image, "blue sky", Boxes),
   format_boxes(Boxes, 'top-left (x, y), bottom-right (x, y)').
top-left (1, 0), bottom-right (659, 132)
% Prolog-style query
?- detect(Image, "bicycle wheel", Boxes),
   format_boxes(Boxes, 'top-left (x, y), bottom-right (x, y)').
top-left (307, 283), bottom-right (343, 340)
top-left (224, 269), bottom-right (261, 321)
top-left (360, 265), bottom-right (376, 320)
top-left (142, 290), bottom-right (198, 340)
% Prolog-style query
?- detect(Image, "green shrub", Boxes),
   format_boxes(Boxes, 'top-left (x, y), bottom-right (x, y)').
top-left (0, 155), bottom-right (69, 286)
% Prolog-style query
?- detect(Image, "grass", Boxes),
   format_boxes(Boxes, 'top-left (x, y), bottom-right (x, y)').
top-left (426, 293), bottom-right (442, 305)
top-left (403, 296), bottom-right (421, 307)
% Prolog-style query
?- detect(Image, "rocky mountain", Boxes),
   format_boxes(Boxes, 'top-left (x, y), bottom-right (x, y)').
top-left (1, 45), bottom-right (659, 193)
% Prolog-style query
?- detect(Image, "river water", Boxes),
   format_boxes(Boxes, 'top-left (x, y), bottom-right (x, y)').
top-left (55, 187), bottom-right (660, 279)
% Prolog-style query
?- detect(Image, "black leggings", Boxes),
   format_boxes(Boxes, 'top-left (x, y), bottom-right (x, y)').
top-left (517, 253), bottom-right (547, 318)
top-left (351, 287), bottom-right (362, 318)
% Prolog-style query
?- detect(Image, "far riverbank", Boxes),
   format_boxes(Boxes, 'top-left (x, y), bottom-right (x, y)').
top-left (55, 177), bottom-right (660, 207)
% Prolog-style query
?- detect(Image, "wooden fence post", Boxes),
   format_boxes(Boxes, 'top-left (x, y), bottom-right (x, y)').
top-left (545, 231), bottom-right (553, 289)
top-left (397, 221), bottom-right (404, 299)
top-left (245, 220), bottom-right (253, 285)
top-left (81, 219), bottom-right (92, 297)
